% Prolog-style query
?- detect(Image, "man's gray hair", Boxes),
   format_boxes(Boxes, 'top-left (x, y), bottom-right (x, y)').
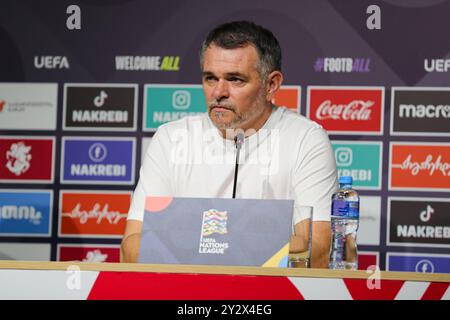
top-left (199, 21), bottom-right (282, 82)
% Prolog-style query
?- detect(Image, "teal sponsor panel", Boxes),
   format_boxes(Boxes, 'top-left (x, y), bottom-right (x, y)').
top-left (144, 85), bottom-right (206, 131)
top-left (332, 141), bottom-right (382, 190)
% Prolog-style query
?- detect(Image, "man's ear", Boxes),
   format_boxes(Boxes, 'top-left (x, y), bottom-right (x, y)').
top-left (265, 71), bottom-right (283, 103)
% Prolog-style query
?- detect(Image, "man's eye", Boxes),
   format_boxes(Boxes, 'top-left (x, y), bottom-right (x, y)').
top-left (204, 76), bottom-right (217, 82)
top-left (229, 77), bottom-right (244, 83)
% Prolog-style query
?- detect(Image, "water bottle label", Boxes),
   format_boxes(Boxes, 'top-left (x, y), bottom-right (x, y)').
top-left (332, 200), bottom-right (359, 218)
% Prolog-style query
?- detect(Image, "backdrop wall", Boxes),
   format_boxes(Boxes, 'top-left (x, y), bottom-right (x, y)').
top-left (0, 0), bottom-right (449, 272)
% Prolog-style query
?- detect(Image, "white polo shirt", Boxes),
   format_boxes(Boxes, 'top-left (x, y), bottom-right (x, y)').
top-left (128, 106), bottom-right (338, 222)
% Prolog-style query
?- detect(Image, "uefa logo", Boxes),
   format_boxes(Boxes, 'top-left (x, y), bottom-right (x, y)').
top-left (172, 90), bottom-right (191, 110)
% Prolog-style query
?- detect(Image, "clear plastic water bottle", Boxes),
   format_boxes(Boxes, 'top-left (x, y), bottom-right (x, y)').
top-left (329, 176), bottom-right (360, 270)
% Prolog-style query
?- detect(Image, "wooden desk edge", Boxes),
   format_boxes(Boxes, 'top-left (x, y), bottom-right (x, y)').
top-left (0, 260), bottom-right (449, 283)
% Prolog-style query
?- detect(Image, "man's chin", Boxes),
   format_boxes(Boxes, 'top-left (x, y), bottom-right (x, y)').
top-left (209, 114), bottom-right (235, 130)
top-left (211, 120), bottom-right (234, 130)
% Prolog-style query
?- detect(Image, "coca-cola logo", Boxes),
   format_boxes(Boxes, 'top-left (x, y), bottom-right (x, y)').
top-left (307, 87), bottom-right (384, 134)
top-left (316, 99), bottom-right (374, 120)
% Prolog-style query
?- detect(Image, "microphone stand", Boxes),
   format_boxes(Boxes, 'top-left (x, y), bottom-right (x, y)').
top-left (232, 132), bottom-right (244, 199)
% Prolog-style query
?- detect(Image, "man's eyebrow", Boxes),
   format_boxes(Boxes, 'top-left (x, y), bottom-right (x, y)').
top-left (225, 72), bottom-right (247, 78)
top-left (202, 71), bottom-right (247, 78)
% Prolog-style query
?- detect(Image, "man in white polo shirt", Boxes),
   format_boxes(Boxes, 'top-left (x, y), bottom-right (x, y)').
top-left (122, 21), bottom-right (338, 267)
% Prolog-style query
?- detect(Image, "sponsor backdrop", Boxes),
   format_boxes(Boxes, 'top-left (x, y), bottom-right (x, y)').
top-left (0, 1), bottom-right (449, 272)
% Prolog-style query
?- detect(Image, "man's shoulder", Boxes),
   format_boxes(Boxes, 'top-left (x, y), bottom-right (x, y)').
top-left (276, 106), bottom-right (324, 133)
top-left (274, 107), bottom-right (332, 150)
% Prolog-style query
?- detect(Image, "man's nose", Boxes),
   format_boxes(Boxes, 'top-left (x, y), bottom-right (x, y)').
top-left (212, 79), bottom-right (230, 101)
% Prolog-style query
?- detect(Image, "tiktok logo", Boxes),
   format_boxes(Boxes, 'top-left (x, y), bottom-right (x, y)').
top-left (419, 205), bottom-right (434, 223)
top-left (94, 90), bottom-right (108, 107)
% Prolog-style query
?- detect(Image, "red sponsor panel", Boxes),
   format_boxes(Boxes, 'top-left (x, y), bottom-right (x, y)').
top-left (421, 283), bottom-right (450, 300)
top-left (343, 278), bottom-right (405, 300)
top-left (59, 191), bottom-right (131, 238)
top-left (88, 272), bottom-right (303, 300)
top-left (307, 86), bottom-right (384, 134)
top-left (58, 245), bottom-right (120, 263)
top-left (272, 86), bottom-right (300, 112)
top-left (390, 143), bottom-right (450, 191)
top-left (358, 252), bottom-right (378, 271)
top-left (0, 136), bottom-right (54, 182)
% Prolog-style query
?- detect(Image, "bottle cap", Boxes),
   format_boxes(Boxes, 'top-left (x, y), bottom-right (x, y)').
top-left (339, 176), bottom-right (353, 185)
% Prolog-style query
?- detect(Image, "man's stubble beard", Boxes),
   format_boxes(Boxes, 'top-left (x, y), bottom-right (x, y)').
top-left (207, 88), bottom-right (268, 132)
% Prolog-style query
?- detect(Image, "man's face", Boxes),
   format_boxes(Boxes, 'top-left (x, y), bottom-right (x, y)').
top-left (202, 44), bottom-right (269, 131)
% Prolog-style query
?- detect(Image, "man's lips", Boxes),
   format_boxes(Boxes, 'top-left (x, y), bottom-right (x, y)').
top-left (211, 106), bottom-right (234, 113)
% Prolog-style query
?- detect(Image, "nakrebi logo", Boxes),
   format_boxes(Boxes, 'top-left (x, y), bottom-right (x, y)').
top-left (389, 142), bottom-right (450, 191)
top-left (0, 136), bottom-right (55, 183)
top-left (115, 56), bottom-right (180, 71)
top-left (332, 141), bottom-right (382, 189)
top-left (0, 83), bottom-right (57, 130)
top-left (307, 86), bottom-right (384, 135)
top-left (391, 87), bottom-right (450, 136)
top-left (59, 190), bottom-right (131, 238)
top-left (388, 197), bottom-right (450, 247)
top-left (63, 83), bottom-right (137, 131)
top-left (61, 137), bottom-right (135, 185)
top-left (387, 253), bottom-right (450, 274)
top-left (58, 244), bottom-right (120, 263)
top-left (0, 190), bottom-right (52, 237)
top-left (143, 85), bottom-right (206, 131)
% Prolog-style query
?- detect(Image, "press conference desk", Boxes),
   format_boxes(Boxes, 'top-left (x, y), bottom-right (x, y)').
top-left (0, 260), bottom-right (449, 300)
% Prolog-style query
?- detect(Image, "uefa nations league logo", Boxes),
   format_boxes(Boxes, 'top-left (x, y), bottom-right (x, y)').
top-left (199, 209), bottom-right (229, 254)
top-left (202, 209), bottom-right (228, 237)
